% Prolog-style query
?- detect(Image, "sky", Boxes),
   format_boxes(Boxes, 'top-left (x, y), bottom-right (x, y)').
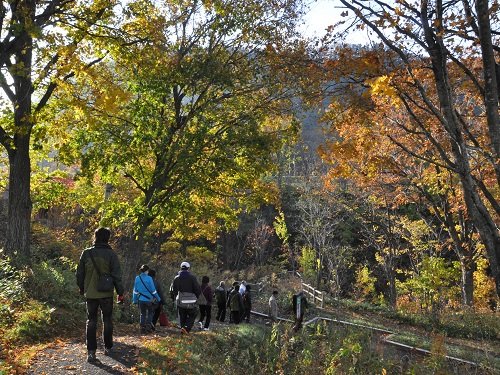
top-left (301, 0), bottom-right (372, 44)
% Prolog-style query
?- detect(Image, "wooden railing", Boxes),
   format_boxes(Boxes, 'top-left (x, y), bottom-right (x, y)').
top-left (301, 282), bottom-right (324, 308)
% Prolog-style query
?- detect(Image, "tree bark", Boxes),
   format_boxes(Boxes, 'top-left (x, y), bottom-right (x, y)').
top-left (460, 258), bottom-right (474, 307)
top-left (121, 225), bottom-right (148, 294)
top-left (387, 266), bottom-right (397, 308)
top-left (4, 1), bottom-right (34, 261)
top-left (475, 0), bottom-right (500, 159)
top-left (5, 136), bottom-right (32, 262)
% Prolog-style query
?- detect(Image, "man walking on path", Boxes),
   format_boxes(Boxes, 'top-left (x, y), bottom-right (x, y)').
top-left (268, 290), bottom-right (278, 322)
top-left (76, 227), bottom-right (124, 363)
top-left (170, 261), bottom-right (201, 333)
top-left (214, 281), bottom-right (227, 322)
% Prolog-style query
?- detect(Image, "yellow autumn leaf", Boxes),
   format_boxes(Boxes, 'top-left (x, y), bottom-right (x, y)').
top-left (366, 75), bottom-right (401, 107)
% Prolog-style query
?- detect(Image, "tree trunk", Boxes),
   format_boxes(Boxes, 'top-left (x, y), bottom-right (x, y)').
top-left (423, 18), bottom-right (500, 297)
top-left (459, 165), bottom-right (500, 297)
top-left (475, 0), bottom-right (500, 160)
top-left (460, 258), bottom-right (474, 307)
top-left (387, 268), bottom-right (397, 309)
top-left (3, 2), bottom-right (34, 263)
top-left (121, 225), bottom-right (148, 294)
top-left (5, 136), bottom-right (32, 263)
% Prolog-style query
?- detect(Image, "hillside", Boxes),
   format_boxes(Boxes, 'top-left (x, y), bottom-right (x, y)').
top-left (6, 271), bottom-right (498, 375)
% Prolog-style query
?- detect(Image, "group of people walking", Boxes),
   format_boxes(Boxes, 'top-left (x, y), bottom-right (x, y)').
top-left (168, 263), bottom-right (254, 333)
top-left (130, 260), bottom-right (256, 335)
top-left (76, 227), bottom-right (307, 364)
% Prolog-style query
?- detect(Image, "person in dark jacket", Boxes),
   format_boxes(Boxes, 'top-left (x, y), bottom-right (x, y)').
top-left (227, 282), bottom-right (244, 324)
top-left (132, 264), bottom-right (162, 334)
top-left (148, 269), bottom-right (166, 331)
top-left (197, 275), bottom-right (213, 330)
top-left (241, 284), bottom-right (252, 323)
top-left (76, 227), bottom-right (124, 364)
top-left (292, 291), bottom-right (308, 332)
top-left (214, 281), bottom-right (227, 322)
top-left (170, 261), bottom-right (201, 333)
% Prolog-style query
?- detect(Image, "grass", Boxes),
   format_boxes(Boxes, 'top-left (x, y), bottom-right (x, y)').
top-left (138, 325), bottom-right (271, 375)
top-left (329, 297), bottom-right (500, 342)
top-left (388, 332), bottom-right (500, 372)
top-left (0, 238), bottom-right (498, 375)
top-left (138, 322), bottom-right (413, 374)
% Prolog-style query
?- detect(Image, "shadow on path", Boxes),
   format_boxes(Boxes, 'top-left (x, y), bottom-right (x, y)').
top-left (27, 335), bottom-right (139, 375)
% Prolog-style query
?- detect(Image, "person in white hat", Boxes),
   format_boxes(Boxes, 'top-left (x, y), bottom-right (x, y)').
top-left (170, 261), bottom-right (201, 333)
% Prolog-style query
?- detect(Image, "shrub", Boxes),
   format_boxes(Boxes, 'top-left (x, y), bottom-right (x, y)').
top-left (353, 265), bottom-right (377, 303)
top-left (4, 300), bottom-right (54, 345)
top-left (25, 257), bottom-right (81, 309)
top-left (0, 256), bottom-right (27, 303)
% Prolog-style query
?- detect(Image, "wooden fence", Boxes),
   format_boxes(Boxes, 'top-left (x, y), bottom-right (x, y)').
top-left (301, 282), bottom-right (324, 308)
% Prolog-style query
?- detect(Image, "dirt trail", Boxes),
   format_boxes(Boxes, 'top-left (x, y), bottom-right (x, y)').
top-left (25, 320), bottom-right (231, 374)
top-left (26, 324), bottom-right (174, 375)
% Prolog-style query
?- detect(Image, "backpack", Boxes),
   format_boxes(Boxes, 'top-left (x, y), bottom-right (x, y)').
top-left (197, 286), bottom-right (208, 305)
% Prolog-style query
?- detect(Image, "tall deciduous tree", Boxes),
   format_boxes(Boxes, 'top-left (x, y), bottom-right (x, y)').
top-left (57, 0), bottom-right (305, 290)
top-left (327, 0), bottom-right (500, 296)
top-left (0, 0), bottom-right (117, 262)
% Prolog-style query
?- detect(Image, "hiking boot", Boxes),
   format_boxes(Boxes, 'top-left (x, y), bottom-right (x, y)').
top-left (198, 321), bottom-right (203, 330)
top-left (181, 327), bottom-right (189, 334)
top-left (87, 351), bottom-right (98, 363)
top-left (203, 327), bottom-right (210, 331)
top-left (104, 347), bottom-right (112, 356)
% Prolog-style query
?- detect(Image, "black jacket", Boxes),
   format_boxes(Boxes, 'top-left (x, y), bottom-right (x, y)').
top-left (171, 270), bottom-right (201, 299)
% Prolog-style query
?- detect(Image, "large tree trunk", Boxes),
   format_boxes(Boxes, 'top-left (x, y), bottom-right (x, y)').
top-left (121, 225), bottom-right (148, 294)
top-left (5, 136), bottom-right (32, 262)
top-left (3, 1), bottom-right (34, 263)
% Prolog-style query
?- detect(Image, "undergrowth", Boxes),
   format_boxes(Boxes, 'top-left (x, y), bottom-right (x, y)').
top-left (0, 252), bottom-right (84, 373)
top-left (333, 298), bottom-right (499, 342)
top-left (139, 322), bottom-right (472, 374)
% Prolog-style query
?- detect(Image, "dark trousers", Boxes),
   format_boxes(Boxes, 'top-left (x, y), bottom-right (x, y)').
top-left (230, 310), bottom-right (240, 324)
top-left (139, 301), bottom-right (154, 329)
top-left (86, 297), bottom-right (113, 352)
top-left (152, 304), bottom-right (162, 327)
top-left (199, 305), bottom-right (212, 328)
top-left (178, 307), bottom-right (198, 332)
top-left (293, 314), bottom-right (304, 332)
top-left (242, 306), bottom-right (251, 322)
top-left (216, 302), bottom-right (226, 322)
